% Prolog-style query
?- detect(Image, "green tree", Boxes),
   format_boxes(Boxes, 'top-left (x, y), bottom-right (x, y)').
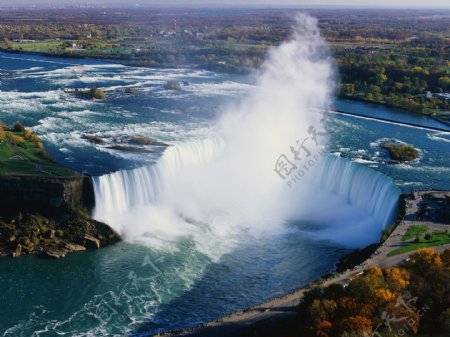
top-left (341, 83), bottom-right (355, 95)
top-left (438, 76), bottom-right (450, 91)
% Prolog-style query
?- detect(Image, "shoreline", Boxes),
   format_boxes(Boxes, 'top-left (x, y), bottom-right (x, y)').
top-left (0, 173), bottom-right (121, 259)
top-left (157, 190), bottom-right (450, 337)
top-left (0, 48), bottom-right (205, 72)
top-left (0, 123), bottom-right (121, 258)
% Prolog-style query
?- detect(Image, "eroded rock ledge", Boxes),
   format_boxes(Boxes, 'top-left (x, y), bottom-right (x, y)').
top-left (0, 174), bottom-right (121, 258)
top-left (0, 212), bottom-right (120, 258)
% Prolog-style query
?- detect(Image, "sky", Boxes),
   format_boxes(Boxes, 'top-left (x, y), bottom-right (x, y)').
top-left (0, 0), bottom-right (449, 8)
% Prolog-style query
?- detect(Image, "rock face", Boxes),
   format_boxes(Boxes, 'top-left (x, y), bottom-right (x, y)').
top-left (0, 212), bottom-right (121, 258)
top-left (83, 235), bottom-right (100, 249)
top-left (12, 243), bottom-right (22, 258)
top-left (0, 174), bottom-right (120, 259)
top-left (0, 175), bottom-right (95, 216)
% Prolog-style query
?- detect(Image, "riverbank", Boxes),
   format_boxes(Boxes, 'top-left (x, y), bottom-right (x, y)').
top-left (0, 173), bottom-right (121, 258)
top-left (0, 48), bottom-right (204, 72)
top-left (0, 122), bottom-right (121, 258)
top-left (0, 211), bottom-right (120, 258)
top-left (157, 190), bottom-right (450, 337)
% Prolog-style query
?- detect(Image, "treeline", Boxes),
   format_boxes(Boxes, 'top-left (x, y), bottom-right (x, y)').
top-left (337, 43), bottom-right (450, 114)
top-left (296, 248), bottom-right (450, 337)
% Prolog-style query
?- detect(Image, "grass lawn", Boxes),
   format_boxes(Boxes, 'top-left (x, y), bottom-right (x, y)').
top-left (401, 225), bottom-right (428, 241)
top-left (0, 128), bottom-right (75, 177)
top-left (6, 39), bottom-right (132, 58)
top-left (41, 164), bottom-right (75, 177)
top-left (0, 140), bottom-right (14, 157)
top-left (9, 40), bottom-right (65, 53)
top-left (0, 161), bottom-right (39, 175)
top-left (388, 231), bottom-right (450, 257)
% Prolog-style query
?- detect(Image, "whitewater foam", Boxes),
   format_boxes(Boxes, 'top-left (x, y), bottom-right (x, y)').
top-left (92, 14), bottom-right (399, 252)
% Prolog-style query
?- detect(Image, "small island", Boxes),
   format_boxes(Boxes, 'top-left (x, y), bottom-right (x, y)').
top-left (0, 121), bottom-right (120, 258)
top-left (129, 135), bottom-right (169, 147)
top-left (380, 140), bottom-right (419, 162)
top-left (82, 134), bottom-right (106, 144)
top-left (65, 87), bottom-right (106, 100)
top-left (81, 133), bottom-right (169, 153)
top-left (163, 80), bottom-right (182, 90)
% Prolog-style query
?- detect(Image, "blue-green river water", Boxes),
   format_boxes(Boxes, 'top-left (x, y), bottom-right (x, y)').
top-left (0, 51), bottom-right (449, 336)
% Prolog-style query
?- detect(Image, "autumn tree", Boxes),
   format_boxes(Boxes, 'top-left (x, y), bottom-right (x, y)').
top-left (0, 124), bottom-right (5, 140)
top-left (384, 267), bottom-right (410, 293)
top-left (339, 315), bottom-right (372, 337)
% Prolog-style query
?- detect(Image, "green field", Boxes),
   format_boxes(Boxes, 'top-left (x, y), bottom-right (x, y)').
top-left (388, 231), bottom-right (450, 256)
top-left (0, 127), bottom-right (75, 177)
top-left (5, 38), bottom-right (133, 58)
top-left (401, 225), bottom-right (429, 241)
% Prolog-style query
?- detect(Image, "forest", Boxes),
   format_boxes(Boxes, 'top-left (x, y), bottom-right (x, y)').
top-left (296, 248), bottom-right (450, 337)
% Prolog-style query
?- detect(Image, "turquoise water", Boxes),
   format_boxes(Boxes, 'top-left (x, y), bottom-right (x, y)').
top-left (0, 51), bottom-right (449, 336)
top-left (0, 230), bottom-right (344, 336)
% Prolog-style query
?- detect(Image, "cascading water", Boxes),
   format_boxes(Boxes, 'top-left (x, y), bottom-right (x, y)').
top-left (93, 137), bottom-right (224, 228)
top-left (295, 154), bottom-right (401, 247)
top-left (313, 155), bottom-right (400, 230)
top-left (93, 139), bottom-right (400, 248)
top-left (92, 14), bottom-right (399, 249)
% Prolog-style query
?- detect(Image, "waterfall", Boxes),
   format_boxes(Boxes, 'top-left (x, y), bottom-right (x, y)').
top-left (92, 138), bottom-right (400, 247)
top-left (313, 155), bottom-right (400, 231)
top-left (92, 15), bottom-right (400, 248)
top-left (92, 137), bottom-right (224, 226)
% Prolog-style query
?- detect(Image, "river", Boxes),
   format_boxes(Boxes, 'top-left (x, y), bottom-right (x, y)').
top-left (0, 51), bottom-right (449, 336)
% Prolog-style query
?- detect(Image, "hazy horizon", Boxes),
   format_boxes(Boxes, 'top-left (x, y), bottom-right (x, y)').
top-left (1, 0), bottom-right (449, 9)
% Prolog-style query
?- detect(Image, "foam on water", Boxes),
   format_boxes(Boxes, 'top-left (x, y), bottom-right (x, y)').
top-left (428, 131), bottom-right (450, 143)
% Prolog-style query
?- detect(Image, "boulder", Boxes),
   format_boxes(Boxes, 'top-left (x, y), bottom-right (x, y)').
top-left (21, 244), bottom-right (35, 254)
top-left (0, 209), bottom-right (120, 259)
top-left (43, 229), bottom-right (55, 239)
top-left (12, 244), bottom-right (22, 258)
top-left (42, 247), bottom-right (66, 259)
top-left (18, 237), bottom-right (31, 246)
top-left (31, 236), bottom-right (40, 245)
top-left (84, 235), bottom-right (100, 249)
top-left (65, 242), bottom-right (86, 252)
